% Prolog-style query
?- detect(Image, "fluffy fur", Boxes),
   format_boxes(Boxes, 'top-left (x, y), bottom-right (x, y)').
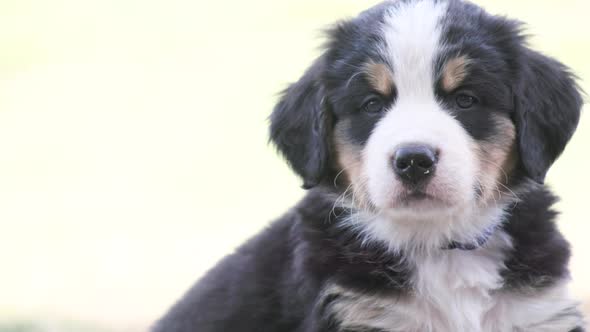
top-left (153, 1), bottom-right (585, 331)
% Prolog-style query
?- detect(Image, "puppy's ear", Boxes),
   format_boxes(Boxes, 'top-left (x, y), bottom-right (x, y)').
top-left (270, 56), bottom-right (331, 189)
top-left (514, 49), bottom-right (583, 183)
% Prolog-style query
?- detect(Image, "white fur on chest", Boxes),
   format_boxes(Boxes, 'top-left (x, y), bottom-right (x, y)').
top-left (407, 244), bottom-right (506, 331)
top-left (325, 233), bottom-right (583, 332)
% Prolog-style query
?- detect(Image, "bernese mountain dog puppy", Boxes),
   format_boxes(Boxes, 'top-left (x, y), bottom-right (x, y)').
top-left (153, 0), bottom-right (585, 331)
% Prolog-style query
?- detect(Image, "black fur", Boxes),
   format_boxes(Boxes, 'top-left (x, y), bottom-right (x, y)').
top-left (514, 48), bottom-right (583, 183)
top-left (501, 187), bottom-right (572, 289)
top-left (154, 1), bottom-right (584, 331)
top-left (269, 57), bottom-right (332, 189)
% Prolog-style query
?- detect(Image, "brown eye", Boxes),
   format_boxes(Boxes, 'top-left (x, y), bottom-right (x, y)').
top-left (456, 93), bottom-right (478, 109)
top-left (362, 97), bottom-right (385, 114)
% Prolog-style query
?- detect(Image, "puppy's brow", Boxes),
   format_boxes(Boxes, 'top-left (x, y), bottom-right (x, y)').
top-left (364, 61), bottom-right (395, 95)
top-left (441, 55), bottom-right (471, 92)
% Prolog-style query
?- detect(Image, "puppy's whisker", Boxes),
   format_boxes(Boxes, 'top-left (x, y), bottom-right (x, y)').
top-left (333, 159), bottom-right (363, 187)
top-left (478, 156), bottom-right (511, 184)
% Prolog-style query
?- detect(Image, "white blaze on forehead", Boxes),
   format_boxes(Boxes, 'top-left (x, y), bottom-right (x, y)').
top-left (382, 0), bottom-right (447, 98)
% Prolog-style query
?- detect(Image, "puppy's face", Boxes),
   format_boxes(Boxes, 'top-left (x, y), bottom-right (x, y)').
top-left (271, 0), bottom-right (581, 249)
top-left (330, 1), bottom-right (516, 216)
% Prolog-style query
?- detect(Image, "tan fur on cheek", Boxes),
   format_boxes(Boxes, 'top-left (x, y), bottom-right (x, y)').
top-left (333, 122), bottom-right (373, 210)
top-left (476, 116), bottom-right (517, 204)
top-left (364, 61), bottom-right (395, 95)
top-left (441, 55), bottom-right (471, 92)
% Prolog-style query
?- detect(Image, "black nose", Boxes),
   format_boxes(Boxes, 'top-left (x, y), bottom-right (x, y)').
top-left (393, 145), bottom-right (437, 185)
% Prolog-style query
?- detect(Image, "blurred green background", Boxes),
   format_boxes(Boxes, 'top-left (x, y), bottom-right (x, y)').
top-left (0, 0), bottom-right (588, 331)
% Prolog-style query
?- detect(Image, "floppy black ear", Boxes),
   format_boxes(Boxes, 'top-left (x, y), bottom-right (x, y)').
top-left (514, 48), bottom-right (583, 183)
top-left (270, 56), bottom-right (331, 189)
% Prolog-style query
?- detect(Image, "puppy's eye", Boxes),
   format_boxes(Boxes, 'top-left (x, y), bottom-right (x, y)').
top-left (361, 97), bottom-right (385, 114)
top-left (455, 93), bottom-right (478, 109)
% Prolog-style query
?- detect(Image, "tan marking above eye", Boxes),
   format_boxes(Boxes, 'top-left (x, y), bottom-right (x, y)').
top-left (364, 61), bottom-right (395, 95)
top-left (441, 55), bottom-right (471, 92)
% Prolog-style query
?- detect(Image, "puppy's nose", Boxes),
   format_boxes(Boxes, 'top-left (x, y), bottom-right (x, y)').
top-left (393, 145), bottom-right (437, 185)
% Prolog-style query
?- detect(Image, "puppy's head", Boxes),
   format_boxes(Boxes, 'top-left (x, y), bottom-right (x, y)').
top-left (270, 0), bottom-right (582, 249)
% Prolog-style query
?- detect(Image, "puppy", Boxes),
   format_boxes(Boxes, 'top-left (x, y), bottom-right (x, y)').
top-left (153, 1), bottom-right (585, 331)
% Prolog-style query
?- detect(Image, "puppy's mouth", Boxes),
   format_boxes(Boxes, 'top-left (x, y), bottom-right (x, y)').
top-left (393, 189), bottom-right (448, 209)
top-left (403, 191), bottom-right (431, 201)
